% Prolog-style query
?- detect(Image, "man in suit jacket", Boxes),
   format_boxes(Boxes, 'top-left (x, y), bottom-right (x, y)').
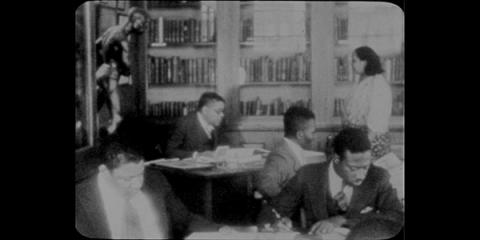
top-left (257, 128), bottom-right (403, 238)
top-left (76, 142), bottom-right (222, 239)
top-left (166, 92), bottom-right (226, 159)
top-left (257, 106), bottom-right (318, 199)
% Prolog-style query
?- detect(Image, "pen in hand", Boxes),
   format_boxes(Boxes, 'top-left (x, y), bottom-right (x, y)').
top-left (272, 208), bottom-right (292, 231)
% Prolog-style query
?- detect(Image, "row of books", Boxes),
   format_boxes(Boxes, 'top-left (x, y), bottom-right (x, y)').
top-left (240, 97), bottom-right (312, 116)
top-left (333, 98), bottom-right (346, 117)
top-left (148, 101), bottom-right (199, 119)
top-left (336, 56), bottom-right (351, 82)
top-left (241, 18), bottom-right (254, 42)
top-left (149, 57), bottom-right (216, 85)
top-left (149, 7), bottom-right (216, 45)
top-left (335, 17), bottom-right (348, 42)
top-left (382, 54), bottom-right (404, 84)
top-left (147, 1), bottom-right (201, 9)
top-left (392, 90), bottom-right (404, 116)
top-left (240, 53), bottom-right (311, 83)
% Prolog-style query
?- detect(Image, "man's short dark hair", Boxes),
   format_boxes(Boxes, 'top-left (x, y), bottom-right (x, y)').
top-left (197, 92), bottom-right (225, 110)
top-left (103, 141), bottom-right (143, 171)
top-left (283, 106), bottom-right (315, 138)
top-left (333, 127), bottom-right (371, 160)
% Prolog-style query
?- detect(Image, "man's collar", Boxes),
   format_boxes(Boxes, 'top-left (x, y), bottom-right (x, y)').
top-left (197, 112), bottom-right (214, 135)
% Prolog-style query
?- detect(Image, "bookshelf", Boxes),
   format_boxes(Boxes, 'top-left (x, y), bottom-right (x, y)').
top-left (138, 1), bottom-right (404, 149)
top-left (237, 1), bottom-right (312, 123)
top-left (331, 2), bottom-right (404, 125)
top-left (145, 1), bottom-right (218, 122)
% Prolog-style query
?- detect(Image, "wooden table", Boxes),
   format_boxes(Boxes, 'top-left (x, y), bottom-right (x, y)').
top-left (147, 160), bottom-right (265, 224)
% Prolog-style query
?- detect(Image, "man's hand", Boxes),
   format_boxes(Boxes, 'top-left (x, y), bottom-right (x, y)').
top-left (273, 217), bottom-right (293, 232)
top-left (308, 216), bottom-right (346, 235)
top-left (198, 151), bottom-right (214, 159)
top-left (260, 217), bottom-right (293, 233)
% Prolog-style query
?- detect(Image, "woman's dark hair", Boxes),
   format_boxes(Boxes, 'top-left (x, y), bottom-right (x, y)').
top-left (354, 46), bottom-right (384, 76)
top-left (333, 127), bottom-right (371, 160)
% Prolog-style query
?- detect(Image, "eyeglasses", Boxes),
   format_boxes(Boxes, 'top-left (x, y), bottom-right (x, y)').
top-left (343, 163), bottom-right (370, 172)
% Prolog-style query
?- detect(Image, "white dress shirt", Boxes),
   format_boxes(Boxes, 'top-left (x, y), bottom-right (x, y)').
top-left (328, 161), bottom-right (353, 205)
top-left (97, 169), bottom-right (167, 239)
top-left (197, 112), bottom-right (214, 139)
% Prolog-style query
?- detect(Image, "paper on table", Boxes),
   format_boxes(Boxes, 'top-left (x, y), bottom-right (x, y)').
top-left (186, 232), bottom-right (299, 240)
top-left (145, 158), bottom-right (180, 166)
top-left (150, 159), bottom-right (214, 170)
top-left (309, 228), bottom-right (350, 240)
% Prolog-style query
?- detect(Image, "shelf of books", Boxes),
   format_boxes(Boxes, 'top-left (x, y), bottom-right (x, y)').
top-left (236, 1), bottom-right (312, 130)
top-left (145, 1), bottom-right (217, 121)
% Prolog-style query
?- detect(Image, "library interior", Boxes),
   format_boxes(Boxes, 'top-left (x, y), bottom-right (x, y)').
top-left (75, 1), bottom-right (404, 240)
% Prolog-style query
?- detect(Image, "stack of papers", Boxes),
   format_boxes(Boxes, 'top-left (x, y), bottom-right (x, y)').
top-left (147, 158), bottom-right (214, 170)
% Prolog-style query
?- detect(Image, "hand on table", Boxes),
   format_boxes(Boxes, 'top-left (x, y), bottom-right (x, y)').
top-left (308, 216), bottom-right (346, 235)
top-left (260, 217), bottom-right (293, 233)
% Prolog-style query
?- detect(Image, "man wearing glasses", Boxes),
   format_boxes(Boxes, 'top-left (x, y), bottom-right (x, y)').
top-left (257, 127), bottom-right (403, 239)
top-left (75, 142), bottom-right (225, 239)
top-left (166, 92), bottom-right (226, 159)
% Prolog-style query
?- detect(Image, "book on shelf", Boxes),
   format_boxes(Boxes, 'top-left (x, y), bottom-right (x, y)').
top-left (149, 57), bottom-right (216, 85)
top-left (150, 16), bottom-right (215, 45)
top-left (335, 16), bottom-right (348, 43)
top-left (149, 101), bottom-right (199, 119)
top-left (333, 98), bottom-right (346, 117)
top-left (241, 18), bottom-right (254, 42)
top-left (336, 56), bottom-right (350, 82)
top-left (148, 1), bottom-right (201, 9)
top-left (240, 98), bottom-right (312, 116)
top-left (382, 54), bottom-right (404, 84)
top-left (240, 53), bottom-right (310, 84)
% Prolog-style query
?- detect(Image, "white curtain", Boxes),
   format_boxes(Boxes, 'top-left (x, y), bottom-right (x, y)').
top-left (348, 2), bottom-right (404, 55)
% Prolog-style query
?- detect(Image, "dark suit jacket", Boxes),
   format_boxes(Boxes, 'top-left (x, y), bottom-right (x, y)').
top-left (76, 167), bottom-right (219, 239)
top-left (166, 112), bottom-right (218, 159)
top-left (257, 138), bottom-right (304, 198)
top-left (257, 161), bottom-right (403, 232)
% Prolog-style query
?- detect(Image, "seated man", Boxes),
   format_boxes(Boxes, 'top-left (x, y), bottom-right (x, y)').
top-left (166, 92), bottom-right (225, 159)
top-left (257, 127), bottom-right (403, 238)
top-left (75, 142), bottom-right (225, 239)
top-left (257, 106), bottom-right (317, 199)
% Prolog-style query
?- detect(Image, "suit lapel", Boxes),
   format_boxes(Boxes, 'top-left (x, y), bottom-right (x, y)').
top-left (347, 168), bottom-right (376, 214)
top-left (193, 113), bottom-right (211, 142)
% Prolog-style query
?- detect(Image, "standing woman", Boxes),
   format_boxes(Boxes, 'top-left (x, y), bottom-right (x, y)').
top-left (341, 46), bottom-right (393, 160)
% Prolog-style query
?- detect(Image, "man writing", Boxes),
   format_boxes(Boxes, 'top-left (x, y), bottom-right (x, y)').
top-left (166, 92), bottom-right (226, 159)
top-left (75, 142), bottom-right (226, 239)
top-left (257, 127), bottom-right (403, 238)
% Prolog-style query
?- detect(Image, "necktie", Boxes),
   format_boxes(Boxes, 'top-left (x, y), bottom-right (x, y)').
top-left (334, 181), bottom-right (349, 212)
top-left (122, 200), bottom-right (143, 239)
